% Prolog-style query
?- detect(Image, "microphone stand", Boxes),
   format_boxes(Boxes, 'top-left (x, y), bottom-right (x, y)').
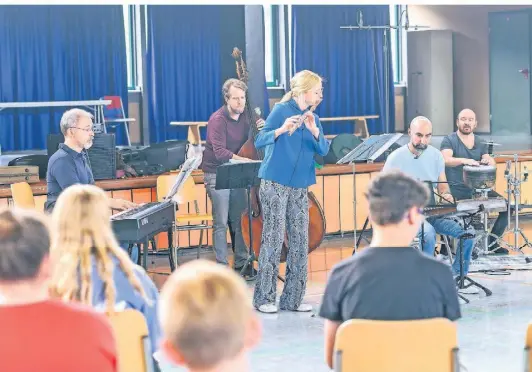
top-left (340, 7), bottom-right (429, 133)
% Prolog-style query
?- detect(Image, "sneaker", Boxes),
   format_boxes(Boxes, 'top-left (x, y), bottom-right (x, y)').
top-left (295, 303), bottom-right (313, 312)
top-left (256, 303), bottom-right (278, 313)
top-left (281, 303), bottom-right (313, 312)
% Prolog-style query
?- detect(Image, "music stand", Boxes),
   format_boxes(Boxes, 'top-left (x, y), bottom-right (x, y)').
top-left (216, 160), bottom-right (262, 279)
top-left (336, 133), bottom-right (403, 254)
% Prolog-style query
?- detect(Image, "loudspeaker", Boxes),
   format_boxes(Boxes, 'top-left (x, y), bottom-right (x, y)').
top-left (323, 134), bottom-right (363, 164)
top-left (140, 140), bottom-right (188, 172)
top-left (47, 133), bottom-right (117, 180)
top-left (8, 155), bottom-right (49, 179)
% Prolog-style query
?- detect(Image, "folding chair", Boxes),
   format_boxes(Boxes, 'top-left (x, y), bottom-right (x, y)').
top-left (156, 174), bottom-right (213, 267)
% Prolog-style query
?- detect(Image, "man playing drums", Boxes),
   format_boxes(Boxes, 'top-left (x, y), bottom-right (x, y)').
top-left (440, 108), bottom-right (508, 254)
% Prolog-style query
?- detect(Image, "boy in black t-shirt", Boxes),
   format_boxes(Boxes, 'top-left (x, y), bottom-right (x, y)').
top-left (319, 170), bottom-right (461, 369)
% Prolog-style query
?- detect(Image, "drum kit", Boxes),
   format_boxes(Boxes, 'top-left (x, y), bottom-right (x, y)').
top-left (463, 142), bottom-right (532, 257)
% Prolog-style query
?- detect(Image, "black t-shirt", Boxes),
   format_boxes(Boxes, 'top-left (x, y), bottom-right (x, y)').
top-left (319, 247), bottom-right (461, 322)
top-left (440, 133), bottom-right (488, 200)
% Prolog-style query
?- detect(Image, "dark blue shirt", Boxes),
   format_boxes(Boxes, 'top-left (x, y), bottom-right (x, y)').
top-left (255, 99), bottom-right (329, 188)
top-left (44, 143), bottom-right (94, 212)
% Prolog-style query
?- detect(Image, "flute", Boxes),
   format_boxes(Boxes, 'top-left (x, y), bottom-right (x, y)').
top-left (288, 114), bottom-right (307, 136)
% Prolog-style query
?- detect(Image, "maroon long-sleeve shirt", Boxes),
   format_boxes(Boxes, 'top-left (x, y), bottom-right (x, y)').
top-left (201, 106), bottom-right (250, 174)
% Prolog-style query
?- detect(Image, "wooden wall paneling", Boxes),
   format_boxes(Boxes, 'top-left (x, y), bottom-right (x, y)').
top-left (339, 174), bottom-right (355, 233)
top-left (519, 161), bottom-right (532, 205)
top-left (111, 189), bottom-right (133, 201)
top-left (323, 175), bottom-right (340, 234)
top-left (495, 163), bottom-right (508, 195)
top-left (355, 173), bottom-right (371, 228)
top-left (132, 188), bottom-right (152, 204)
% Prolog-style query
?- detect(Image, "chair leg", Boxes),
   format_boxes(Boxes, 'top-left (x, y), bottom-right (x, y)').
top-left (198, 223), bottom-right (205, 259)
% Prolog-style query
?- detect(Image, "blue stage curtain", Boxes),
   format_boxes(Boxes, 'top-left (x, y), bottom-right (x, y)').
top-left (0, 5), bottom-right (128, 152)
top-left (291, 5), bottom-right (395, 135)
top-left (146, 5), bottom-right (270, 144)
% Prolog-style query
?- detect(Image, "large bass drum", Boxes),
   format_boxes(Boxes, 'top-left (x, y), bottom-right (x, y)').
top-left (463, 164), bottom-right (496, 191)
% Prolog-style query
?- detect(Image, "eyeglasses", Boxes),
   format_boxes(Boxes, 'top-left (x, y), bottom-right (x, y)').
top-left (70, 126), bottom-right (93, 133)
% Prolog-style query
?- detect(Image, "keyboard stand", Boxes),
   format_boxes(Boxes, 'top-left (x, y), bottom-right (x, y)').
top-left (123, 225), bottom-right (175, 271)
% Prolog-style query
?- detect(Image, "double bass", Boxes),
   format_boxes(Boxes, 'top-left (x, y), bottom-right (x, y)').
top-left (231, 48), bottom-right (326, 262)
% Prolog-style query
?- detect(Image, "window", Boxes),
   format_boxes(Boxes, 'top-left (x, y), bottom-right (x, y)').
top-left (264, 5), bottom-right (280, 87)
top-left (389, 5), bottom-right (401, 84)
top-left (389, 5), bottom-right (407, 85)
top-left (123, 5), bottom-right (136, 89)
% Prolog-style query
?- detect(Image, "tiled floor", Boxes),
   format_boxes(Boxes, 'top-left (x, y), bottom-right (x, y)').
top-left (148, 236), bottom-right (532, 372)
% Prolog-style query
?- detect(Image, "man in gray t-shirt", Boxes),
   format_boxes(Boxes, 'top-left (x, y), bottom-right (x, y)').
top-left (319, 171), bottom-right (461, 369)
top-left (440, 108), bottom-right (508, 254)
top-left (383, 117), bottom-right (476, 284)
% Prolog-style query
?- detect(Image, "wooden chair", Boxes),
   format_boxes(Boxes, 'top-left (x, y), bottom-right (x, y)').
top-left (156, 174), bottom-right (213, 267)
top-left (334, 318), bottom-right (460, 372)
top-left (10, 182), bottom-right (35, 209)
top-left (107, 309), bottom-right (155, 372)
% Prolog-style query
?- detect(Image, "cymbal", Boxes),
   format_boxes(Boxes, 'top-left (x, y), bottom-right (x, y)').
top-left (481, 141), bottom-right (502, 146)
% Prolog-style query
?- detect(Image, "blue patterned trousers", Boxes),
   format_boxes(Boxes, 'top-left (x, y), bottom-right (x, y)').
top-left (252, 179), bottom-right (309, 310)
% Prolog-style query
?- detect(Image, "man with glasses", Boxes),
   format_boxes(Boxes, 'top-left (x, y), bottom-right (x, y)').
top-left (45, 108), bottom-right (136, 213)
top-left (44, 109), bottom-right (141, 260)
top-left (319, 171), bottom-right (461, 369)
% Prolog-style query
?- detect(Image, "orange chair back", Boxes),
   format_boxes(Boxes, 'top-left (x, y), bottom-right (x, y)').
top-left (10, 182), bottom-right (35, 209)
top-left (334, 318), bottom-right (459, 372)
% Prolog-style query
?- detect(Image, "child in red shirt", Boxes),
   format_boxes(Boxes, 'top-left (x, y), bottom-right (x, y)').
top-left (0, 208), bottom-right (117, 372)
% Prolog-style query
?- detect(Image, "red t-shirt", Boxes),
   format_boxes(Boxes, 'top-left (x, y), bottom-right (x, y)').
top-left (0, 299), bottom-right (117, 372)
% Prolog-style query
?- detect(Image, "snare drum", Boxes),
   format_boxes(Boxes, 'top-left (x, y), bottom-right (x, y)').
top-left (463, 164), bottom-right (496, 191)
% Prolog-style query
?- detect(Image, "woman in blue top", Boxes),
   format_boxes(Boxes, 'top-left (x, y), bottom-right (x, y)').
top-left (49, 184), bottom-right (161, 354)
top-left (252, 70), bottom-right (329, 314)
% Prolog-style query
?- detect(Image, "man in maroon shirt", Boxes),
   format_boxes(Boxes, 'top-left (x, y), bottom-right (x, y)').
top-left (202, 78), bottom-right (263, 276)
top-left (0, 208), bottom-right (117, 372)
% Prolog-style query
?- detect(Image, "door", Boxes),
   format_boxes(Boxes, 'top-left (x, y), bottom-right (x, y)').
top-left (489, 11), bottom-right (531, 134)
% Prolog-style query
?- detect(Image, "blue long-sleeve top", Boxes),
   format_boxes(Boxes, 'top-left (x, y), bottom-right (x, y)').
top-left (255, 99), bottom-right (330, 188)
top-left (90, 256), bottom-right (161, 353)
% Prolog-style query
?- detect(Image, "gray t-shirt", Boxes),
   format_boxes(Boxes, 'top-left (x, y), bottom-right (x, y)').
top-left (440, 133), bottom-right (488, 200)
top-left (383, 144), bottom-right (445, 189)
top-left (319, 247), bottom-right (461, 322)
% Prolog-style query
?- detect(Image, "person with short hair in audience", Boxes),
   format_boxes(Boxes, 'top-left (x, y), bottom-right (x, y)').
top-left (158, 259), bottom-right (261, 372)
top-left (0, 208), bottom-right (117, 372)
top-left (319, 171), bottom-right (461, 369)
top-left (48, 184), bottom-right (161, 353)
